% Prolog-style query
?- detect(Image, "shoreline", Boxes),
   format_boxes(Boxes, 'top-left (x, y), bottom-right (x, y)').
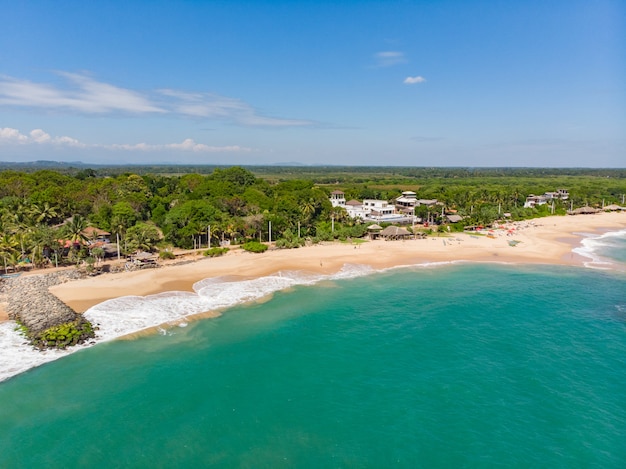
top-left (1, 212), bottom-right (625, 384)
top-left (48, 212), bottom-right (625, 314)
top-left (1, 213), bottom-right (625, 323)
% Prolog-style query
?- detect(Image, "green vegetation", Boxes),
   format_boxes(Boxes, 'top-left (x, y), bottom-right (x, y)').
top-left (241, 241), bottom-right (269, 253)
top-left (204, 247), bottom-right (229, 257)
top-left (159, 250), bottom-right (176, 260)
top-left (35, 319), bottom-right (96, 349)
top-left (0, 165), bottom-right (624, 272)
top-left (15, 318), bottom-right (96, 350)
top-left (275, 229), bottom-right (305, 249)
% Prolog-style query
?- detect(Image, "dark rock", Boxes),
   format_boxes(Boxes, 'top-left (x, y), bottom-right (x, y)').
top-left (5, 270), bottom-right (90, 340)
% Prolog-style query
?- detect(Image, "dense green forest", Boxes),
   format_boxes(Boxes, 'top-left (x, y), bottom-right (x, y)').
top-left (1, 165), bottom-right (624, 271)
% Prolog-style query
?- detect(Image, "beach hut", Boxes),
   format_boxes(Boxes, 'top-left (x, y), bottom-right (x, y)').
top-left (367, 224), bottom-right (383, 239)
top-left (567, 206), bottom-right (599, 215)
top-left (379, 225), bottom-right (412, 240)
top-left (603, 204), bottom-right (625, 212)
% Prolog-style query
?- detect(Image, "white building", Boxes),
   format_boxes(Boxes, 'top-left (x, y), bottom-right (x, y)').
top-left (524, 189), bottom-right (569, 208)
top-left (329, 192), bottom-right (414, 223)
top-left (345, 199), bottom-right (367, 219)
top-left (330, 190), bottom-right (346, 208)
top-left (395, 191), bottom-right (417, 212)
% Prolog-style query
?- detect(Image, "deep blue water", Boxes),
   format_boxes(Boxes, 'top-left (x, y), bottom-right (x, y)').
top-left (1, 262), bottom-right (625, 468)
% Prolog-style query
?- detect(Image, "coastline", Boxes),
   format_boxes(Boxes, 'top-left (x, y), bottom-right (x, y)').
top-left (45, 212), bottom-right (625, 314)
top-left (1, 212), bottom-right (625, 384)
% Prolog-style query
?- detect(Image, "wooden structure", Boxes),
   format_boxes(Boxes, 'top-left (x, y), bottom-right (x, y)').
top-left (379, 226), bottom-right (412, 240)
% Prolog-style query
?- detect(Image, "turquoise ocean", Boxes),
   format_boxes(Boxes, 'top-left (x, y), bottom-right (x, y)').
top-left (1, 230), bottom-right (625, 467)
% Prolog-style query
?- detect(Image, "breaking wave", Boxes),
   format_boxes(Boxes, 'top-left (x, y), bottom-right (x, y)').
top-left (1, 264), bottom-right (373, 383)
top-left (572, 229), bottom-right (626, 271)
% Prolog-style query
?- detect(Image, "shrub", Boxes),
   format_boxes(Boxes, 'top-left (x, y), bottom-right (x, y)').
top-left (159, 250), bottom-right (176, 260)
top-left (204, 247), bottom-right (229, 257)
top-left (241, 241), bottom-right (268, 253)
top-left (275, 238), bottom-right (305, 249)
top-left (275, 229), bottom-right (305, 249)
top-left (32, 318), bottom-right (96, 350)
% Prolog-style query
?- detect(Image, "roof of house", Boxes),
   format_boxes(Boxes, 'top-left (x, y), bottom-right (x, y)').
top-left (346, 199), bottom-right (362, 206)
top-left (81, 227), bottom-right (111, 237)
top-left (417, 199), bottom-right (438, 206)
top-left (568, 206), bottom-right (599, 215)
top-left (380, 226), bottom-right (411, 237)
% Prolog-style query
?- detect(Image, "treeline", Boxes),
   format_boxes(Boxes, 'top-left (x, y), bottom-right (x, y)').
top-left (0, 166), bottom-right (624, 270)
top-left (0, 167), bottom-right (365, 269)
top-left (2, 161), bottom-right (626, 179)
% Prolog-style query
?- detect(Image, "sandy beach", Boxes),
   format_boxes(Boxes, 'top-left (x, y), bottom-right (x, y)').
top-left (27, 212), bottom-right (620, 315)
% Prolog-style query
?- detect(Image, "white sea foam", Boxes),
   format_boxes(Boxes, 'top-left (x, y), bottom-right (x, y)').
top-left (0, 321), bottom-right (88, 383)
top-left (0, 264), bottom-right (377, 383)
top-left (572, 229), bottom-right (626, 270)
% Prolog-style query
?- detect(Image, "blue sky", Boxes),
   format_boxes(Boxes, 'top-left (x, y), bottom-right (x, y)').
top-left (0, 0), bottom-right (624, 166)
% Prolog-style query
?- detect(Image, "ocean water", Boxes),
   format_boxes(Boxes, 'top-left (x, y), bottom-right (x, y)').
top-left (0, 232), bottom-right (625, 467)
top-left (573, 228), bottom-right (626, 269)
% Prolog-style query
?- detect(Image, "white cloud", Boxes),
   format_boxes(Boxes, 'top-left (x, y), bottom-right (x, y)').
top-left (0, 127), bottom-right (29, 142)
top-left (0, 73), bottom-right (164, 114)
top-left (404, 76), bottom-right (426, 84)
top-left (0, 72), bottom-right (313, 127)
top-left (0, 127), bottom-right (86, 147)
top-left (158, 88), bottom-right (312, 127)
top-left (0, 127), bottom-right (251, 153)
top-left (109, 138), bottom-right (250, 153)
top-left (374, 51), bottom-right (407, 67)
top-left (29, 129), bottom-right (51, 143)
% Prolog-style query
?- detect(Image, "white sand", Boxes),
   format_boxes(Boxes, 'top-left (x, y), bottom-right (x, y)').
top-left (41, 212), bottom-right (625, 314)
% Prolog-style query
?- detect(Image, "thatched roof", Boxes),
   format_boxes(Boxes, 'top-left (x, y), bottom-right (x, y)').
top-left (446, 214), bottom-right (463, 223)
top-left (568, 206), bottom-right (599, 215)
top-left (603, 204), bottom-right (625, 211)
top-left (367, 224), bottom-right (383, 230)
top-left (133, 251), bottom-right (155, 260)
top-left (380, 226), bottom-right (411, 237)
top-left (81, 226), bottom-right (111, 237)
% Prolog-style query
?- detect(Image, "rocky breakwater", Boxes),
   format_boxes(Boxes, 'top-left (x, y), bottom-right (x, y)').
top-left (3, 271), bottom-right (96, 349)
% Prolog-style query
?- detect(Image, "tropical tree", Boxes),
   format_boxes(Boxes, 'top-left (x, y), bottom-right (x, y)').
top-left (162, 199), bottom-right (220, 248)
top-left (61, 215), bottom-right (89, 244)
top-left (0, 233), bottom-right (20, 273)
top-left (27, 224), bottom-right (60, 267)
top-left (301, 198), bottom-right (316, 225)
top-left (29, 202), bottom-right (59, 224)
top-left (125, 222), bottom-right (161, 252)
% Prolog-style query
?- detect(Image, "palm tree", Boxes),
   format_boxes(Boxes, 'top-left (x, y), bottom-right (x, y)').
top-left (300, 198), bottom-right (317, 231)
top-left (29, 202), bottom-right (59, 224)
top-left (28, 224), bottom-right (60, 267)
top-left (61, 215), bottom-right (89, 244)
top-left (0, 234), bottom-right (19, 273)
top-left (125, 222), bottom-right (161, 252)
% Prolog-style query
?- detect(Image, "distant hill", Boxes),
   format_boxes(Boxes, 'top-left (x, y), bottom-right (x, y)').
top-left (0, 160), bottom-right (87, 169)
